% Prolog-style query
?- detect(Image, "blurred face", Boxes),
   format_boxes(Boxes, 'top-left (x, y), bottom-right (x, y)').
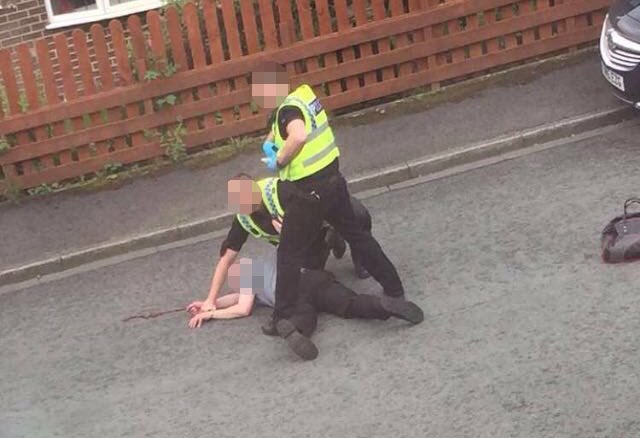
top-left (252, 70), bottom-right (289, 109)
top-left (229, 258), bottom-right (263, 295)
top-left (227, 178), bottom-right (262, 215)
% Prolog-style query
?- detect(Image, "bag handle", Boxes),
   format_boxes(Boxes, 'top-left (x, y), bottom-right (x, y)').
top-left (624, 198), bottom-right (640, 219)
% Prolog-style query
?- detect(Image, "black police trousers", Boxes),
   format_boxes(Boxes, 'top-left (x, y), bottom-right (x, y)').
top-left (274, 161), bottom-right (404, 319)
top-left (348, 196), bottom-right (373, 270)
top-left (302, 226), bottom-right (331, 270)
top-left (288, 270), bottom-right (391, 337)
top-left (302, 196), bottom-right (372, 271)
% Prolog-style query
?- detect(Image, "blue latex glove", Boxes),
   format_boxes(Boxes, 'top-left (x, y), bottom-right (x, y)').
top-left (262, 141), bottom-right (279, 171)
top-left (262, 141), bottom-right (277, 158)
top-left (263, 154), bottom-right (278, 171)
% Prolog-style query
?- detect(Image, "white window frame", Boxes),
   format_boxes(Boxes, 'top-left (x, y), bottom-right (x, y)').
top-left (45, 0), bottom-right (164, 29)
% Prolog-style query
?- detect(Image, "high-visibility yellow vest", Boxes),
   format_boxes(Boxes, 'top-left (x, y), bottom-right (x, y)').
top-left (236, 177), bottom-right (285, 244)
top-left (272, 84), bottom-right (340, 181)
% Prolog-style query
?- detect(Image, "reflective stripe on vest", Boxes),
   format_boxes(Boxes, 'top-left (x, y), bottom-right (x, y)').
top-left (303, 139), bottom-right (337, 167)
top-left (259, 177), bottom-right (285, 219)
top-left (272, 84), bottom-right (340, 181)
top-left (283, 96), bottom-right (317, 130)
top-left (236, 214), bottom-right (279, 244)
top-left (235, 177), bottom-right (284, 245)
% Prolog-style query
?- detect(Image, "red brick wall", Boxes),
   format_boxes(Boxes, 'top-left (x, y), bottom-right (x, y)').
top-left (0, 0), bottom-right (49, 49)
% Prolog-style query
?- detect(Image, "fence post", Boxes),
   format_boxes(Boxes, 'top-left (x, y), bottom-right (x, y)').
top-left (334, 0), bottom-right (359, 91)
top-left (279, 19), bottom-right (299, 83)
top-left (409, 0), bottom-right (427, 74)
top-left (558, 0), bottom-right (577, 52)
top-left (316, 0), bottom-right (343, 96)
top-left (420, 0), bottom-right (440, 91)
top-left (220, 0), bottom-right (252, 120)
top-left (0, 50), bottom-right (6, 195)
top-left (0, 47), bottom-right (27, 191)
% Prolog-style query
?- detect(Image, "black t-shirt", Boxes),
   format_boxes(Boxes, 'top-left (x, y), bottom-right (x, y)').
top-left (267, 105), bottom-right (304, 140)
top-left (220, 205), bottom-right (277, 257)
top-left (220, 182), bottom-right (307, 256)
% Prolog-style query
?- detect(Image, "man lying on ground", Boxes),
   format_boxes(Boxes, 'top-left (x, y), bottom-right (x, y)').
top-left (187, 254), bottom-right (424, 361)
top-left (187, 174), bottom-right (372, 320)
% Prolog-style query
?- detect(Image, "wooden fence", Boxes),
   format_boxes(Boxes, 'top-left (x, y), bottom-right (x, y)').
top-left (0, 0), bottom-right (610, 194)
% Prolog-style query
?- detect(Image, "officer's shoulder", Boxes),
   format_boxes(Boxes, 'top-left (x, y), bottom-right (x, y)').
top-left (278, 106), bottom-right (305, 127)
top-left (279, 104), bottom-right (303, 114)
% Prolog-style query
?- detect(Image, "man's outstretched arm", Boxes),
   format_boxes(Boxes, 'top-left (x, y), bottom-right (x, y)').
top-left (188, 294), bottom-right (255, 328)
top-left (187, 248), bottom-right (239, 314)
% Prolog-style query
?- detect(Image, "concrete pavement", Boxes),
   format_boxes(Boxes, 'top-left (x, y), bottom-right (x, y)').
top-left (0, 49), bottom-right (627, 275)
top-left (3, 123), bottom-right (640, 437)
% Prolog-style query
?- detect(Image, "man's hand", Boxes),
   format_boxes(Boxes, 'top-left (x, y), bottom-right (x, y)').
top-left (188, 311), bottom-right (214, 329)
top-left (186, 299), bottom-right (216, 315)
top-left (271, 217), bottom-right (283, 233)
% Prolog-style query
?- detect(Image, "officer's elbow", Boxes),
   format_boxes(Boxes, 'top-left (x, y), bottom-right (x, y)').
top-left (238, 303), bottom-right (253, 317)
top-left (237, 294), bottom-right (255, 317)
top-left (290, 130), bottom-right (307, 146)
top-left (287, 122), bottom-right (307, 145)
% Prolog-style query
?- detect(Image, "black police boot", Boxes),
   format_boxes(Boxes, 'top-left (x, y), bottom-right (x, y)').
top-left (379, 296), bottom-right (424, 324)
top-left (325, 228), bottom-right (346, 259)
top-left (276, 319), bottom-right (319, 361)
top-left (261, 318), bottom-right (278, 336)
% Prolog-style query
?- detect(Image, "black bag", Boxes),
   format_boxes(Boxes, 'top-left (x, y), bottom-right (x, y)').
top-left (601, 198), bottom-right (640, 263)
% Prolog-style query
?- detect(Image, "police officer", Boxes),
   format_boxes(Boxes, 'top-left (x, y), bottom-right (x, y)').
top-left (251, 62), bottom-right (407, 330)
top-left (235, 174), bottom-right (372, 279)
top-left (231, 173), bottom-right (334, 272)
top-left (186, 173), bottom-right (369, 315)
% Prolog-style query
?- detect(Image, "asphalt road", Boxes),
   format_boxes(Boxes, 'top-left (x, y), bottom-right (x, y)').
top-left (3, 122), bottom-right (640, 438)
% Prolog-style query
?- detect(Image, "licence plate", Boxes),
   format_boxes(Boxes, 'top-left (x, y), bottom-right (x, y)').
top-left (602, 63), bottom-right (625, 92)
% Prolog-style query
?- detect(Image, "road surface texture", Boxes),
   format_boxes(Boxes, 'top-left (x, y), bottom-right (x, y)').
top-left (3, 123), bottom-right (640, 438)
top-left (0, 51), bottom-right (622, 272)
